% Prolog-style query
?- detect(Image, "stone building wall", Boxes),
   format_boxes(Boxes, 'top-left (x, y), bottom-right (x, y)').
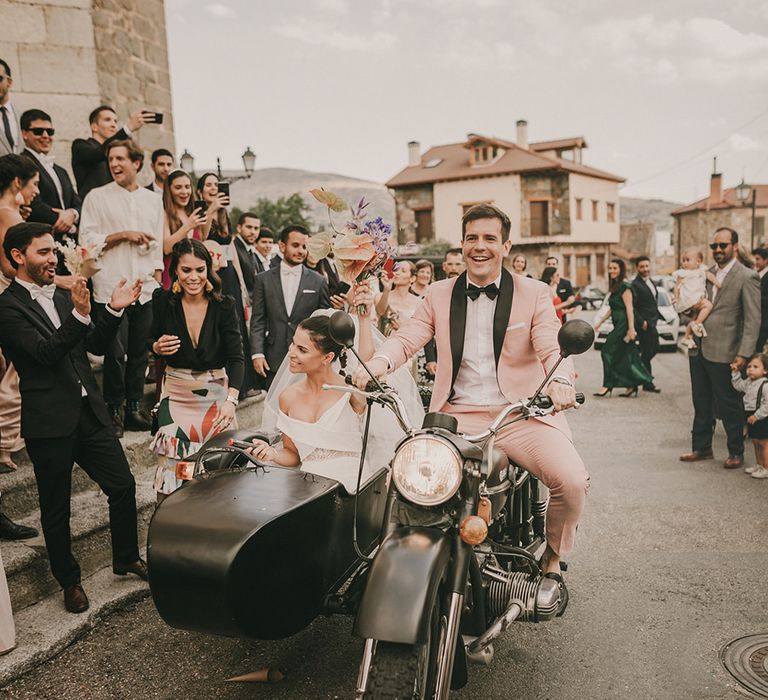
top-left (674, 207), bottom-right (768, 264)
top-left (519, 172), bottom-right (570, 238)
top-left (393, 184), bottom-right (434, 244)
top-left (0, 0), bottom-right (174, 182)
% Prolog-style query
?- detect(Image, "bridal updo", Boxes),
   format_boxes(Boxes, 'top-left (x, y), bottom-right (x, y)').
top-left (297, 315), bottom-right (347, 373)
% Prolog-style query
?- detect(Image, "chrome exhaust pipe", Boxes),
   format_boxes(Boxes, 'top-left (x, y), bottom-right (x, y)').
top-left (467, 600), bottom-right (523, 655)
top-left (463, 636), bottom-right (495, 665)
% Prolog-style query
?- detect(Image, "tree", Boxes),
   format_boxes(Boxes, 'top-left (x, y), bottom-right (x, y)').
top-left (232, 193), bottom-right (311, 235)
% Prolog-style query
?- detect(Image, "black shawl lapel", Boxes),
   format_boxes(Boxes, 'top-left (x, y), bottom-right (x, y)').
top-left (493, 268), bottom-right (514, 368)
top-left (449, 272), bottom-right (467, 390)
top-left (7, 280), bottom-right (56, 334)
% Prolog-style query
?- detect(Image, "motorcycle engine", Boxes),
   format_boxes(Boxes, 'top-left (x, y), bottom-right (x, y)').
top-left (483, 564), bottom-right (560, 622)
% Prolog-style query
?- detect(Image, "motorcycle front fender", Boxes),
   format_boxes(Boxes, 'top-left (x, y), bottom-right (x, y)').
top-left (354, 527), bottom-right (451, 645)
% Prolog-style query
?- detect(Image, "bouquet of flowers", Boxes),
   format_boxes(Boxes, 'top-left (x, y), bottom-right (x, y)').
top-left (55, 237), bottom-right (101, 278)
top-left (307, 188), bottom-right (395, 314)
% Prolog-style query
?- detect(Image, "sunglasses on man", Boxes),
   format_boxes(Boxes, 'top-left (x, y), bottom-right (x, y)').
top-left (26, 127), bottom-right (55, 136)
top-left (709, 242), bottom-right (731, 251)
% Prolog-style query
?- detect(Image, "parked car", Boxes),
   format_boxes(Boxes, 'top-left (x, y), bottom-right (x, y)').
top-left (573, 285), bottom-right (605, 310)
top-left (592, 287), bottom-right (680, 350)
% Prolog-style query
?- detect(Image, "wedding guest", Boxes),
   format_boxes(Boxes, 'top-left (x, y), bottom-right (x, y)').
top-left (0, 222), bottom-right (148, 614)
top-left (79, 139), bottom-right (164, 436)
top-left (0, 59), bottom-right (21, 157)
top-left (511, 253), bottom-right (533, 278)
top-left (149, 239), bottom-right (243, 501)
top-left (753, 247), bottom-right (768, 353)
top-left (306, 250), bottom-right (345, 304)
top-left (681, 228), bottom-right (761, 469)
top-left (230, 212), bottom-right (260, 299)
top-left (255, 226), bottom-right (276, 273)
top-left (0, 154), bottom-right (39, 471)
top-left (546, 255), bottom-right (576, 322)
top-left (71, 105), bottom-right (155, 199)
top-left (161, 169), bottom-right (206, 288)
top-left (376, 261), bottom-right (420, 336)
top-left (593, 259), bottom-right (652, 397)
top-left (632, 256), bottom-right (662, 392)
top-left (540, 266), bottom-right (563, 323)
top-left (249, 225), bottom-right (330, 388)
top-left (196, 172), bottom-right (230, 245)
top-left (20, 109), bottom-right (81, 236)
top-left (442, 247), bottom-right (465, 279)
top-left (147, 148), bottom-right (174, 194)
top-left (412, 259), bottom-right (434, 296)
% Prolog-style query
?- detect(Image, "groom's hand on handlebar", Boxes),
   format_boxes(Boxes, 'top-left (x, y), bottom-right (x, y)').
top-left (352, 357), bottom-right (389, 390)
top-left (546, 381), bottom-right (577, 413)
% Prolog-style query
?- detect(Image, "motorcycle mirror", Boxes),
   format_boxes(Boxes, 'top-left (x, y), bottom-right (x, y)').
top-left (557, 319), bottom-right (595, 357)
top-left (328, 310), bottom-right (356, 348)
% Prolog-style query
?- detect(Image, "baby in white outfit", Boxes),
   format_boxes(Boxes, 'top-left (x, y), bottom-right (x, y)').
top-left (673, 248), bottom-right (720, 349)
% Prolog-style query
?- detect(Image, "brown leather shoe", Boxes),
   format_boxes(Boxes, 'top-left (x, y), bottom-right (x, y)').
top-left (113, 558), bottom-right (148, 581)
top-left (679, 451), bottom-right (714, 462)
top-left (724, 456), bottom-right (744, 469)
top-left (63, 583), bottom-right (89, 613)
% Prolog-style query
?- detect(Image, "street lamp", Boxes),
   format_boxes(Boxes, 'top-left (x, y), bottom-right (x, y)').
top-left (736, 179), bottom-right (758, 250)
top-left (179, 147), bottom-right (257, 182)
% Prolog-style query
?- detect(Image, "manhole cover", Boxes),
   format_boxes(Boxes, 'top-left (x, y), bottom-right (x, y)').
top-left (721, 634), bottom-right (768, 698)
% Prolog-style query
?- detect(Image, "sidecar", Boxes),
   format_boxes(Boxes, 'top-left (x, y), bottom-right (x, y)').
top-left (147, 429), bottom-right (388, 640)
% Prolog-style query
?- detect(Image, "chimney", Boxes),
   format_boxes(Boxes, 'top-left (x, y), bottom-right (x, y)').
top-left (710, 157), bottom-right (722, 203)
top-left (516, 119), bottom-right (528, 149)
top-left (408, 141), bottom-right (421, 167)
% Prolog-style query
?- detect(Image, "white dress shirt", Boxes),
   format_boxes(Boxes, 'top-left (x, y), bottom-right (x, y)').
top-left (644, 276), bottom-right (657, 298)
top-left (280, 261), bottom-right (303, 316)
top-left (759, 267), bottom-right (767, 279)
top-left (1, 102), bottom-right (20, 152)
top-left (450, 274), bottom-right (508, 406)
top-left (79, 182), bottom-right (164, 305)
top-left (256, 251), bottom-right (271, 269)
top-left (712, 257), bottom-right (737, 302)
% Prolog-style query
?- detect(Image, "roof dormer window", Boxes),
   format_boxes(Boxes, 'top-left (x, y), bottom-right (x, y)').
top-left (470, 141), bottom-right (502, 166)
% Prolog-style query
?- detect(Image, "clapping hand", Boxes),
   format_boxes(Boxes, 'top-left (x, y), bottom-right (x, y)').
top-left (109, 278), bottom-right (142, 311)
top-left (51, 208), bottom-right (77, 234)
top-left (70, 276), bottom-right (91, 316)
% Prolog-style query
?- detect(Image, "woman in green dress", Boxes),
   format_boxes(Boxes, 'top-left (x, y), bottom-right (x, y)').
top-left (593, 258), bottom-right (653, 397)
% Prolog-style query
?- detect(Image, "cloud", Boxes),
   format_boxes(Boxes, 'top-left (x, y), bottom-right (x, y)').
top-left (207, 3), bottom-right (235, 18)
top-left (272, 18), bottom-right (397, 51)
top-left (729, 133), bottom-right (761, 152)
top-left (314, 0), bottom-right (349, 13)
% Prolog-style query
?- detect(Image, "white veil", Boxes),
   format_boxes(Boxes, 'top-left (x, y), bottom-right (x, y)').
top-left (261, 310), bottom-right (425, 470)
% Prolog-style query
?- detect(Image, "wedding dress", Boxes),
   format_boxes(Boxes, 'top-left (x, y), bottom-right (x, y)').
top-left (262, 310), bottom-right (425, 493)
top-left (277, 392), bottom-right (370, 493)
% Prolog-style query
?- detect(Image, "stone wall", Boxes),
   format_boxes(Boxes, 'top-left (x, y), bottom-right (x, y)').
top-left (520, 172), bottom-right (571, 238)
top-left (674, 207), bottom-right (768, 264)
top-left (0, 0), bottom-right (174, 181)
top-left (619, 222), bottom-right (655, 259)
top-left (393, 184), bottom-right (434, 244)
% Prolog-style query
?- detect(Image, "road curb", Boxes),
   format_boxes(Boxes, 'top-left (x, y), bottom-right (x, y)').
top-left (0, 556), bottom-right (151, 688)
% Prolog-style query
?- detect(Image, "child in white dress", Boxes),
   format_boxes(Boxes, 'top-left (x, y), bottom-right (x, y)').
top-left (673, 248), bottom-right (720, 349)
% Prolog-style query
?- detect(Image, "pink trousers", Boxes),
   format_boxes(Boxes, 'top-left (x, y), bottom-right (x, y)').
top-left (443, 404), bottom-right (589, 558)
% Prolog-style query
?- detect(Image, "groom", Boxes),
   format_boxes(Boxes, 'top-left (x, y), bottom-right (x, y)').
top-left (355, 204), bottom-right (588, 602)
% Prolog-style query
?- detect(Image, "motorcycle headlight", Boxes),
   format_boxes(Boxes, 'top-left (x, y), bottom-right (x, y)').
top-left (391, 436), bottom-right (462, 506)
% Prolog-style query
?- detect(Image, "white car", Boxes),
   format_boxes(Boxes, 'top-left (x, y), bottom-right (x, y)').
top-left (592, 287), bottom-right (680, 350)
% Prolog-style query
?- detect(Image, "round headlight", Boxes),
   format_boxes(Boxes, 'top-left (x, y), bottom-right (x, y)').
top-left (391, 436), bottom-right (462, 506)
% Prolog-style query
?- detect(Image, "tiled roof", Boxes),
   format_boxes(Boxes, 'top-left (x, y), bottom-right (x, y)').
top-left (386, 133), bottom-right (623, 188)
top-left (671, 184), bottom-right (768, 215)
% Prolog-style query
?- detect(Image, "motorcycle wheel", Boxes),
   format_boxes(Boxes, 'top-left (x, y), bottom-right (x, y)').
top-left (364, 596), bottom-right (440, 699)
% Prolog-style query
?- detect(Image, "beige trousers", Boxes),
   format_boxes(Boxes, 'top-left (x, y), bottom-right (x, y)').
top-left (443, 404), bottom-right (589, 558)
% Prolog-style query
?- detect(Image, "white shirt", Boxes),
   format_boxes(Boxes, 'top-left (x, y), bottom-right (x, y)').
top-left (759, 267), bottom-right (767, 279)
top-left (712, 257), bottom-right (737, 302)
top-left (450, 274), bottom-right (508, 406)
top-left (0, 102), bottom-right (20, 152)
top-left (256, 251), bottom-right (271, 269)
top-left (79, 181), bottom-right (164, 304)
top-left (237, 235), bottom-right (257, 256)
top-left (150, 181), bottom-right (163, 194)
top-left (280, 261), bottom-right (303, 316)
top-left (14, 278), bottom-right (120, 396)
top-left (643, 276), bottom-right (657, 298)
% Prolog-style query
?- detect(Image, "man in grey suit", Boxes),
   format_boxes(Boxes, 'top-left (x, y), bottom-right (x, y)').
top-left (0, 59), bottom-right (21, 156)
top-left (680, 227), bottom-right (761, 469)
top-left (249, 225), bottom-right (330, 388)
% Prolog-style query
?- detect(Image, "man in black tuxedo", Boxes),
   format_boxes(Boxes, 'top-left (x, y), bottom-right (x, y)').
top-left (20, 109), bottom-right (81, 235)
top-left (753, 247), bottom-right (768, 353)
top-left (71, 105), bottom-right (155, 200)
top-left (255, 227), bottom-right (276, 274)
top-left (250, 225), bottom-right (330, 388)
top-left (0, 222), bottom-right (148, 614)
top-left (146, 148), bottom-right (173, 194)
top-left (632, 256), bottom-right (661, 393)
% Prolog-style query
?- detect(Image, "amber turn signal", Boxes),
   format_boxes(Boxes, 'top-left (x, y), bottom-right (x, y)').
top-left (459, 515), bottom-right (488, 545)
top-left (175, 461), bottom-right (194, 481)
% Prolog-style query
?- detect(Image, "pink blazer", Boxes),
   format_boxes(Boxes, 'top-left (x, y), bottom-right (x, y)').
top-left (378, 269), bottom-right (575, 437)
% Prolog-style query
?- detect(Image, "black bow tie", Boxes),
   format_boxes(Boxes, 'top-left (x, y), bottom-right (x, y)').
top-left (466, 283), bottom-right (499, 301)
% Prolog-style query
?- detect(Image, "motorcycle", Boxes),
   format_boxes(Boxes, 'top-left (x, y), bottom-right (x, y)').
top-left (147, 315), bottom-right (594, 698)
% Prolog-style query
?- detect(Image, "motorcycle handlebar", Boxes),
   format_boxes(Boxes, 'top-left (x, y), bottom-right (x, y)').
top-left (531, 392), bottom-right (585, 410)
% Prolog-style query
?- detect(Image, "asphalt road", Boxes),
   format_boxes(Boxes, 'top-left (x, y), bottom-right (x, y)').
top-left (5, 343), bottom-right (767, 700)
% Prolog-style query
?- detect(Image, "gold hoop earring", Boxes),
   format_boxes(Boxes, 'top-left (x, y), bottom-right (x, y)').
top-left (205, 280), bottom-right (213, 293)
top-left (171, 280), bottom-right (181, 294)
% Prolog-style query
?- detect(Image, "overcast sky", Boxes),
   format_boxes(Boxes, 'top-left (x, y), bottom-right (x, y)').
top-left (165, 0), bottom-right (768, 204)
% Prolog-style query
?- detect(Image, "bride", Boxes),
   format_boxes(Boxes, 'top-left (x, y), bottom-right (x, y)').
top-left (248, 281), bottom-right (424, 492)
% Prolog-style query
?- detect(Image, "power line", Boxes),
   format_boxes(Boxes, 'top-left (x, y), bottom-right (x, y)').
top-left (623, 103), bottom-right (768, 189)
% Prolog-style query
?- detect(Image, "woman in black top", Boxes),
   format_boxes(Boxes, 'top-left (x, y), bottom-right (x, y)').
top-left (149, 238), bottom-right (244, 500)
